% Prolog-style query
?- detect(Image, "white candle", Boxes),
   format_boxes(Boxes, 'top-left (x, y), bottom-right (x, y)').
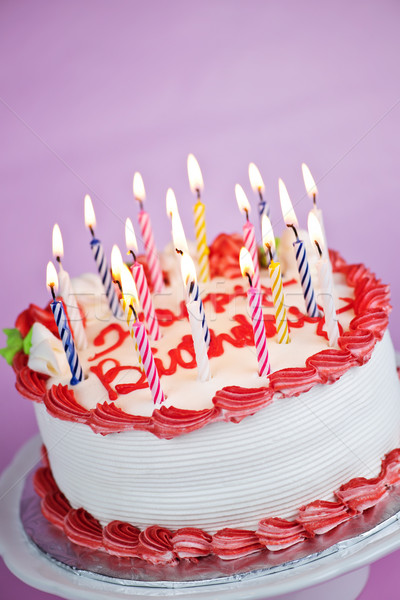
top-left (181, 253), bottom-right (211, 382)
top-left (308, 212), bottom-right (339, 347)
top-left (302, 163), bottom-right (328, 255)
top-left (52, 224), bottom-right (88, 350)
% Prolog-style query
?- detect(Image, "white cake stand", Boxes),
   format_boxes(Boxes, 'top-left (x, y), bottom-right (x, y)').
top-left (2, 436), bottom-right (400, 600)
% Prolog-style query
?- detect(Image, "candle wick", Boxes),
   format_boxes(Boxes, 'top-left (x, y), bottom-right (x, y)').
top-left (246, 272), bottom-right (253, 288)
top-left (266, 243), bottom-right (273, 262)
top-left (196, 188), bottom-right (201, 201)
top-left (245, 208), bottom-right (249, 222)
top-left (113, 278), bottom-right (122, 293)
top-left (56, 256), bottom-right (62, 264)
top-left (258, 189), bottom-right (263, 202)
top-left (89, 225), bottom-right (95, 238)
top-left (313, 193), bottom-right (317, 207)
top-left (189, 280), bottom-right (195, 296)
top-left (175, 248), bottom-right (184, 255)
top-left (129, 303), bottom-right (138, 321)
top-left (287, 223), bottom-right (299, 240)
top-left (128, 249), bottom-right (137, 263)
top-left (138, 199), bottom-right (143, 211)
top-left (49, 284), bottom-right (56, 301)
top-left (315, 240), bottom-right (323, 257)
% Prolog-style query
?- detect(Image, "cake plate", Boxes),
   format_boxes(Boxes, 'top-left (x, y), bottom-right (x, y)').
top-left (2, 436), bottom-right (400, 600)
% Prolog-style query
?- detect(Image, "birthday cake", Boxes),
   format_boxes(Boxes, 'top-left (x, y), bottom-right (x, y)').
top-left (5, 230), bottom-right (400, 564)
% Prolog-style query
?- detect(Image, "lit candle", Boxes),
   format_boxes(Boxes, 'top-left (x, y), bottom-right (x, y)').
top-left (239, 247), bottom-right (271, 376)
top-left (120, 264), bottom-right (165, 405)
top-left (235, 184), bottom-right (260, 290)
top-left (111, 246), bottom-right (143, 372)
top-left (125, 218), bottom-right (161, 341)
top-left (84, 195), bottom-right (122, 319)
top-left (180, 253), bottom-right (211, 382)
top-left (166, 188), bottom-right (189, 253)
top-left (187, 154), bottom-right (210, 283)
top-left (262, 215), bottom-right (290, 344)
top-left (170, 205), bottom-right (210, 346)
top-left (308, 213), bottom-right (339, 347)
top-left (302, 163), bottom-right (328, 254)
top-left (52, 224), bottom-right (88, 349)
top-left (278, 179), bottom-right (321, 318)
top-left (249, 162), bottom-right (271, 238)
top-left (46, 262), bottom-right (83, 385)
top-left (133, 172), bottom-right (164, 293)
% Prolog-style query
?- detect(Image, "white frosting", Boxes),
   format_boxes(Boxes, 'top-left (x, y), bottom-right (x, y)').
top-left (35, 331), bottom-right (400, 533)
top-left (27, 323), bottom-right (69, 377)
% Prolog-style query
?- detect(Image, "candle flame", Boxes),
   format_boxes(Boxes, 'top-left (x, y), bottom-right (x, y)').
top-left (307, 212), bottom-right (325, 254)
top-left (84, 194), bottom-right (96, 228)
top-left (278, 178), bottom-right (298, 227)
top-left (120, 263), bottom-right (139, 307)
top-left (302, 163), bottom-right (318, 199)
top-left (46, 261), bottom-right (59, 293)
top-left (172, 213), bottom-right (189, 253)
top-left (111, 244), bottom-right (124, 281)
top-left (248, 163), bottom-right (265, 194)
top-left (180, 252), bottom-right (197, 289)
top-left (235, 184), bottom-right (251, 215)
top-left (133, 172), bottom-right (146, 203)
top-left (239, 247), bottom-right (254, 279)
top-left (187, 153), bottom-right (204, 194)
top-left (166, 188), bottom-right (178, 218)
top-left (261, 214), bottom-right (276, 253)
top-left (52, 223), bottom-right (64, 259)
top-left (125, 217), bottom-right (138, 253)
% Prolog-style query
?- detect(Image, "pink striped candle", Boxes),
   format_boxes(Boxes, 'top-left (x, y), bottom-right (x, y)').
top-left (235, 184), bottom-right (260, 290)
top-left (243, 220), bottom-right (260, 290)
top-left (133, 172), bottom-right (164, 293)
top-left (120, 265), bottom-right (165, 406)
top-left (132, 319), bottom-right (165, 406)
top-left (126, 218), bottom-right (161, 341)
top-left (131, 262), bottom-right (161, 341)
top-left (240, 248), bottom-right (270, 377)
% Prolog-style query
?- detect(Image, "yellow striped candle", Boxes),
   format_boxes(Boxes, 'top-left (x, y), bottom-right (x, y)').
top-left (262, 214), bottom-right (290, 344)
top-left (269, 259), bottom-right (290, 344)
top-left (187, 154), bottom-right (210, 283)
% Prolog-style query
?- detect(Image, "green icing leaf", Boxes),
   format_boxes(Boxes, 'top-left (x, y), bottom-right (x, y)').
top-left (23, 326), bottom-right (33, 355)
top-left (0, 326), bottom-right (33, 366)
top-left (0, 328), bottom-right (23, 365)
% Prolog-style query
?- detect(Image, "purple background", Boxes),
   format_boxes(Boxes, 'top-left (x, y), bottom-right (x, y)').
top-left (1, 1), bottom-right (400, 597)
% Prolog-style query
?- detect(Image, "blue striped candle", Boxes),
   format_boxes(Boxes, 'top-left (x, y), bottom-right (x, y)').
top-left (190, 281), bottom-right (210, 347)
top-left (50, 299), bottom-right (83, 385)
top-left (90, 238), bottom-right (122, 318)
top-left (293, 238), bottom-right (321, 318)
